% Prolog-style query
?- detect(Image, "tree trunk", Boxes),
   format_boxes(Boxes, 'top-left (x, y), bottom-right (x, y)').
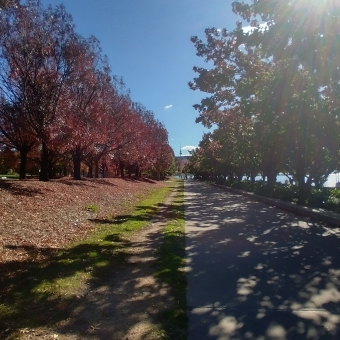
top-left (135, 165), bottom-right (140, 177)
top-left (39, 142), bottom-right (49, 181)
top-left (297, 173), bottom-right (307, 205)
top-left (295, 157), bottom-right (308, 204)
top-left (73, 149), bottom-right (81, 180)
top-left (266, 172), bottom-right (277, 197)
top-left (313, 175), bottom-right (325, 190)
top-left (250, 173), bottom-right (256, 192)
top-left (48, 161), bottom-right (54, 179)
top-left (228, 171), bottom-right (234, 185)
top-left (119, 161), bottom-right (125, 177)
top-left (19, 149), bottom-right (28, 180)
top-left (88, 158), bottom-right (93, 178)
top-left (94, 159), bottom-right (99, 178)
top-left (237, 173), bottom-right (243, 184)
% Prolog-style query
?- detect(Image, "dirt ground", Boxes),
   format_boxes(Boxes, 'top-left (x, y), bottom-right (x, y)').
top-left (0, 177), bottom-right (177, 339)
top-left (0, 177), bottom-right (167, 263)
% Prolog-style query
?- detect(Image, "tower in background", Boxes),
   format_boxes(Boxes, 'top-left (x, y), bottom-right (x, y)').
top-left (176, 143), bottom-right (190, 172)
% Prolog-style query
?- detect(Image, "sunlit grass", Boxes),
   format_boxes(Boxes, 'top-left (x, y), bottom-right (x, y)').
top-left (0, 181), bottom-right (176, 339)
top-left (85, 203), bottom-right (99, 212)
top-left (153, 180), bottom-right (187, 340)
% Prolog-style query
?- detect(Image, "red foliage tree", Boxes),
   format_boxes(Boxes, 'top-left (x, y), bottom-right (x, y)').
top-left (0, 102), bottom-right (37, 179)
top-left (90, 78), bottom-right (135, 178)
top-left (0, 0), bottom-right (80, 181)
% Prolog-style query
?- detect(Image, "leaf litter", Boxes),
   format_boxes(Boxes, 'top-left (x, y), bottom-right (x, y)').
top-left (0, 177), bottom-right (165, 264)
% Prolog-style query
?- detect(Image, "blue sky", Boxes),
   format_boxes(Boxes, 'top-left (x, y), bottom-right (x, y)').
top-left (38, 0), bottom-right (241, 156)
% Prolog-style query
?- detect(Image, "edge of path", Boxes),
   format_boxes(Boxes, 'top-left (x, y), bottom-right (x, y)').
top-left (11, 180), bottom-right (186, 340)
top-left (212, 183), bottom-right (340, 228)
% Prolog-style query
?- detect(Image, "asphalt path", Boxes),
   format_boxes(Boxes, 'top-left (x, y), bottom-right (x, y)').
top-left (185, 180), bottom-right (340, 340)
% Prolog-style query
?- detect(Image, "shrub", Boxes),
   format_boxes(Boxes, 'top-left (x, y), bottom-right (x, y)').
top-left (253, 181), bottom-right (269, 196)
top-left (324, 188), bottom-right (340, 213)
top-left (229, 180), bottom-right (253, 191)
top-left (223, 179), bottom-right (340, 214)
top-left (271, 183), bottom-right (298, 202)
top-left (215, 176), bottom-right (226, 185)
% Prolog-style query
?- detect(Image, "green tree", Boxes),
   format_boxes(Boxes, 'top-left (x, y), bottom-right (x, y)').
top-left (190, 1), bottom-right (340, 202)
top-left (189, 25), bottom-right (284, 192)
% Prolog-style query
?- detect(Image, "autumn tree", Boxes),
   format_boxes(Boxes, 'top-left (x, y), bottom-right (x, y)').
top-left (0, 101), bottom-right (37, 178)
top-left (56, 36), bottom-right (113, 180)
top-left (131, 103), bottom-right (160, 176)
top-left (143, 115), bottom-right (173, 180)
top-left (0, 1), bottom-right (174, 183)
top-left (189, 26), bottom-right (275, 185)
top-left (185, 134), bottom-right (219, 180)
top-left (90, 78), bottom-right (135, 179)
top-left (0, 144), bottom-right (17, 173)
top-left (0, 0), bottom-right (18, 9)
top-left (0, 0), bottom-right (80, 181)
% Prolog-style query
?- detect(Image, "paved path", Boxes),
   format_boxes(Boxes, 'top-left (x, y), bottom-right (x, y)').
top-left (185, 181), bottom-right (340, 340)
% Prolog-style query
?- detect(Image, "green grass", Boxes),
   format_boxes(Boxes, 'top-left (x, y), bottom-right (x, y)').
top-left (0, 182), bottom-right (176, 339)
top-left (0, 174), bottom-right (37, 180)
top-left (85, 203), bottom-right (99, 212)
top-left (0, 174), bottom-right (19, 179)
top-left (153, 180), bottom-right (187, 340)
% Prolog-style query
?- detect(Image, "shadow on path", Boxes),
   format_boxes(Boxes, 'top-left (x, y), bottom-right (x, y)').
top-left (185, 181), bottom-right (340, 340)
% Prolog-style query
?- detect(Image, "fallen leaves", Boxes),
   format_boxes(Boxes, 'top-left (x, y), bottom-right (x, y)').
top-left (0, 177), bottom-right (165, 264)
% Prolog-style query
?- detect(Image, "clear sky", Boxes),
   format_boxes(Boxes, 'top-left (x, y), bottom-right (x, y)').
top-left (37, 0), bottom-right (241, 156)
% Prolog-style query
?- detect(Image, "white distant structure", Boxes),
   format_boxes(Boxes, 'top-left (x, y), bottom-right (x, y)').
top-left (336, 173), bottom-right (340, 188)
top-left (176, 144), bottom-right (191, 172)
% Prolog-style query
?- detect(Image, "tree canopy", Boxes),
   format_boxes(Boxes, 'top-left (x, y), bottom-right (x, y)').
top-left (0, 0), bottom-right (174, 181)
top-left (189, 0), bottom-right (340, 200)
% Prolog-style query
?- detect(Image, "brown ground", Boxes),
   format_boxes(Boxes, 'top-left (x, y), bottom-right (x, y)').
top-left (0, 177), bottom-right (167, 263)
top-left (0, 177), bottom-right (176, 339)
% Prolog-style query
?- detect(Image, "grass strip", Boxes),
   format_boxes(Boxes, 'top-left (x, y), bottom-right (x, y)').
top-left (154, 180), bottom-right (187, 339)
top-left (0, 174), bottom-right (19, 179)
top-left (0, 181), bottom-right (176, 339)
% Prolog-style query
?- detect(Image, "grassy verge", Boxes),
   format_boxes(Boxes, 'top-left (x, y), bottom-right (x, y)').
top-left (0, 181), bottom-right (176, 339)
top-left (154, 180), bottom-right (187, 340)
top-left (0, 174), bottom-right (19, 179)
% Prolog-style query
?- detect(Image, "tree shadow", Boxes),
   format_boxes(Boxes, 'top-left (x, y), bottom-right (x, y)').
top-left (0, 180), bottom-right (46, 196)
top-left (0, 194), bottom-right (181, 339)
top-left (56, 179), bottom-right (92, 187)
top-left (88, 205), bottom-right (161, 225)
top-left (84, 178), bottom-right (117, 186)
top-left (121, 177), bottom-right (157, 184)
top-left (185, 181), bottom-right (340, 339)
top-left (0, 224), bottom-right (168, 339)
top-left (88, 218), bottom-right (114, 224)
top-left (56, 178), bottom-right (117, 187)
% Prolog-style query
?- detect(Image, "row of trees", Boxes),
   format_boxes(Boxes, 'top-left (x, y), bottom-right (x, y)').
top-left (0, 0), bottom-right (175, 181)
top-left (187, 0), bottom-right (340, 202)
